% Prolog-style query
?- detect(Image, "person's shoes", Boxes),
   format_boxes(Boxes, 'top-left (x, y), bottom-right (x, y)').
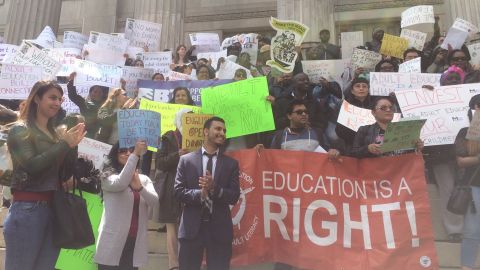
top-left (448, 233), bottom-right (462, 243)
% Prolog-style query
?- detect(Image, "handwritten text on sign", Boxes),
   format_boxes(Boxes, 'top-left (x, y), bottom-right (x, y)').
top-left (124, 18), bottom-right (162, 51)
top-left (78, 138), bottom-right (113, 170)
top-left (336, 100), bottom-right (401, 132)
top-left (141, 51), bottom-right (172, 76)
top-left (380, 34), bottom-right (409, 59)
top-left (351, 48), bottom-right (382, 71)
top-left (228, 150), bottom-right (438, 270)
top-left (74, 60), bottom-right (123, 88)
top-left (0, 63), bottom-right (43, 99)
top-left (400, 29), bottom-right (427, 51)
top-left (401, 5), bottom-right (435, 28)
top-left (201, 77), bottom-right (275, 138)
top-left (381, 119), bottom-right (427, 153)
top-left (117, 109), bottom-right (161, 149)
top-left (181, 114), bottom-right (214, 151)
top-left (396, 83), bottom-right (480, 146)
top-left (369, 72), bottom-right (441, 96)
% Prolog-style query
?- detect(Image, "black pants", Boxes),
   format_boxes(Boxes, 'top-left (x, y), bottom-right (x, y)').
top-left (98, 237), bottom-right (138, 270)
top-left (178, 221), bottom-right (232, 270)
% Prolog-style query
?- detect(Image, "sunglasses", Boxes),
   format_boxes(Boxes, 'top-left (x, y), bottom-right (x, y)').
top-left (375, 105), bottom-right (394, 112)
top-left (452, 57), bottom-right (468, 62)
top-left (293, 110), bottom-right (309, 115)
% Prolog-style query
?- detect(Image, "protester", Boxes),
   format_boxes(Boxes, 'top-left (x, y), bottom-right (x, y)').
top-left (152, 72), bottom-right (165, 81)
top-left (154, 108), bottom-right (192, 270)
top-left (454, 94), bottom-right (480, 270)
top-left (375, 59), bottom-right (399, 72)
top-left (365, 28), bottom-right (384, 52)
top-left (174, 116), bottom-right (240, 270)
top-left (306, 29), bottom-right (340, 60)
top-left (171, 45), bottom-right (192, 69)
top-left (233, 68), bottom-right (247, 81)
top-left (5, 80), bottom-right (85, 270)
top-left (403, 48), bottom-right (421, 61)
top-left (196, 64), bottom-right (214, 80)
top-left (351, 97), bottom-right (423, 158)
top-left (95, 140), bottom-right (158, 270)
top-left (269, 72), bottom-right (294, 98)
top-left (426, 46), bottom-right (449, 73)
top-left (96, 88), bottom-right (133, 144)
top-left (133, 59), bottom-right (144, 68)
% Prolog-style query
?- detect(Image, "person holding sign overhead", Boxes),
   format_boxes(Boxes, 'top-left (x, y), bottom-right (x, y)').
top-left (351, 96), bottom-right (424, 158)
top-left (95, 140), bottom-right (158, 270)
top-left (174, 116), bottom-right (240, 270)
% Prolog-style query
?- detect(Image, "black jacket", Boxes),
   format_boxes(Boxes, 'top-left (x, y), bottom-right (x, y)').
top-left (67, 81), bottom-right (103, 138)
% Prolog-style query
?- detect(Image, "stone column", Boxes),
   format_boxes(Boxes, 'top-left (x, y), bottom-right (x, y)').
top-left (277, 0), bottom-right (336, 43)
top-left (5, 0), bottom-right (62, 45)
top-left (134, 0), bottom-right (185, 51)
top-left (82, 0), bottom-right (118, 35)
top-left (445, 0), bottom-right (480, 30)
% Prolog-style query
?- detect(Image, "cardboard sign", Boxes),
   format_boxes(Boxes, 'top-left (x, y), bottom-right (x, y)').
top-left (189, 32), bottom-right (221, 54)
top-left (44, 48), bottom-right (82, 77)
top-left (197, 50), bottom-right (228, 69)
top-left (400, 29), bottom-right (427, 51)
top-left (228, 150), bottom-right (438, 270)
top-left (167, 70), bottom-right (192, 81)
top-left (74, 60), bottom-right (123, 88)
top-left (350, 48), bottom-right (382, 71)
top-left (0, 63), bottom-right (43, 99)
top-left (216, 60), bottom-right (252, 80)
top-left (181, 114), bottom-right (214, 151)
top-left (401, 5), bottom-right (435, 29)
top-left (140, 51), bottom-right (172, 76)
top-left (301, 59), bottom-right (348, 83)
top-left (85, 31), bottom-right (129, 66)
top-left (137, 79), bottom-right (233, 105)
top-left (124, 18), bottom-right (162, 51)
top-left (77, 138), bottom-right (113, 170)
top-left (380, 34), bottom-right (409, 59)
top-left (139, 99), bottom-right (201, 136)
top-left (381, 119), bottom-right (427, 152)
top-left (117, 109), bottom-right (161, 149)
top-left (341, 31), bottom-right (364, 59)
top-left (336, 100), bottom-right (401, 132)
top-left (3, 41), bottom-right (61, 79)
top-left (63, 31), bottom-right (89, 50)
top-left (201, 77), bottom-right (275, 138)
top-left (122, 66), bottom-right (154, 95)
top-left (267, 17), bottom-right (309, 73)
top-left (0, 44), bottom-right (18, 62)
top-left (398, 57), bottom-right (422, 73)
top-left (396, 83), bottom-right (480, 146)
top-left (369, 72), bottom-right (441, 96)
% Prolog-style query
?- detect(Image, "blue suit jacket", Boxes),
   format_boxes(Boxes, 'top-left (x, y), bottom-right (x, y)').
top-left (174, 149), bottom-right (240, 243)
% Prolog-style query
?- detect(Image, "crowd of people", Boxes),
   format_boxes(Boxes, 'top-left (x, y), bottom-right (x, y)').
top-left (1, 12), bottom-right (480, 270)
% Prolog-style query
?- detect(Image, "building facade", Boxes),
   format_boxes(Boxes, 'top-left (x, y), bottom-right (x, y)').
top-left (0, 0), bottom-right (478, 51)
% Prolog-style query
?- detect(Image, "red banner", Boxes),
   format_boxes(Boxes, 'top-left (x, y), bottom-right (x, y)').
top-left (228, 149), bottom-right (438, 270)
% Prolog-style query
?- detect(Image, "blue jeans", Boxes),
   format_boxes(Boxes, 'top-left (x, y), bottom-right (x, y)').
top-left (461, 186), bottom-right (480, 268)
top-left (3, 201), bottom-right (60, 270)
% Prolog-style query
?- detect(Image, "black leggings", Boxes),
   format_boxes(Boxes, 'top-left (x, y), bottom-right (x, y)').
top-left (98, 237), bottom-right (138, 270)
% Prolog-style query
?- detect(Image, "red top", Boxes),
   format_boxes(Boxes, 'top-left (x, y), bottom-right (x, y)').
top-left (13, 191), bottom-right (54, 203)
top-left (128, 188), bottom-right (140, 238)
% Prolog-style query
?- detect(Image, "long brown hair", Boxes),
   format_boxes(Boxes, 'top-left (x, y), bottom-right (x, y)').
top-left (173, 44), bottom-right (187, 64)
top-left (20, 80), bottom-right (63, 139)
top-left (100, 88), bottom-right (125, 111)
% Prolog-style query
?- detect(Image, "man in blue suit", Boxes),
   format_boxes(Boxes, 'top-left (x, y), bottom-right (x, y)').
top-left (174, 116), bottom-right (240, 270)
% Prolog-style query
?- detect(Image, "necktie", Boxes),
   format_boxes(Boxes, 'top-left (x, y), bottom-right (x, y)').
top-left (202, 152), bottom-right (217, 221)
top-left (204, 152), bottom-right (216, 175)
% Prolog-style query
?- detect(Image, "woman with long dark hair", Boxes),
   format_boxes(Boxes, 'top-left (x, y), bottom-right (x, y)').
top-left (5, 80), bottom-right (85, 270)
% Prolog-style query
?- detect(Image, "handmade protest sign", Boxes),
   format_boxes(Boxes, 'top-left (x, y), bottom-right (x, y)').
top-left (137, 79), bottom-right (233, 105)
top-left (45, 48), bottom-right (82, 77)
top-left (122, 66), bottom-right (154, 95)
top-left (380, 34), bottom-right (409, 59)
top-left (124, 18), bottom-right (162, 51)
top-left (0, 63), bottom-right (43, 99)
top-left (216, 60), bottom-right (252, 80)
top-left (400, 29), bottom-right (427, 51)
top-left (239, 33), bottom-right (259, 66)
top-left (189, 33), bottom-right (221, 54)
top-left (181, 114), bottom-right (214, 151)
top-left (398, 57), bottom-right (422, 73)
top-left (168, 70), bottom-right (192, 81)
top-left (117, 109), bottom-right (161, 149)
top-left (466, 111), bottom-right (480, 140)
top-left (197, 50), bottom-right (227, 69)
top-left (301, 59), bottom-right (348, 84)
top-left (126, 46), bottom-right (144, 59)
top-left (369, 72), bottom-right (441, 96)
top-left (267, 17), bottom-right (309, 73)
top-left (337, 100), bottom-right (401, 132)
top-left (55, 192), bottom-right (103, 270)
top-left (350, 48), bottom-right (382, 71)
top-left (468, 43), bottom-right (480, 67)
top-left (380, 119), bottom-right (427, 153)
top-left (78, 138), bottom-right (113, 170)
top-left (441, 27), bottom-right (469, 50)
top-left (63, 31), bottom-right (89, 50)
top-left (341, 31), bottom-right (363, 59)
top-left (74, 60), bottom-right (123, 88)
top-left (401, 5), bottom-right (435, 32)
top-left (31, 26), bottom-right (57, 49)
top-left (85, 31), bottom-right (129, 66)
top-left (0, 44), bottom-right (18, 62)
top-left (140, 51), bottom-right (172, 76)
top-left (396, 83), bottom-right (480, 146)
top-left (139, 99), bottom-right (201, 136)
top-left (201, 77), bottom-right (275, 138)
top-left (3, 41), bottom-right (61, 79)
top-left (452, 18), bottom-right (479, 38)
top-left (228, 150), bottom-right (438, 270)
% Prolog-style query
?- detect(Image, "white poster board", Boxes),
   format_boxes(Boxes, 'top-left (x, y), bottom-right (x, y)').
top-left (337, 100), bottom-right (401, 132)
top-left (122, 66), bottom-right (155, 94)
top-left (341, 31), bottom-right (363, 59)
top-left (216, 60), bottom-right (252, 80)
top-left (78, 137), bottom-right (113, 170)
top-left (400, 29), bottom-right (427, 51)
top-left (0, 63), bottom-right (43, 99)
top-left (189, 33), bottom-right (221, 54)
top-left (74, 60), bottom-right (123, 88)
top-left (124, 18), bottom-right (162, 51)
top-left (398, 58), bottom-right (422, 73)
top-left (141, 51), bottom-right (172, 76)
top-left (351, 48), bottom-right (382, 71)
top-left (63, 31), bottom-right (89, 50)
top-left (369, 72), bottom-right (441, 96)
top-left (85, 31), bottom-right (129, 66)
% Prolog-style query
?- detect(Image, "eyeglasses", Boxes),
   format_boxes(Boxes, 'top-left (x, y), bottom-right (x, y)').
top-left (293, 110), bottom-right (309, 115)
top-left (452, 57), bottom-right (468, 62)
top-left (375, 105), bottom-right (394, 112)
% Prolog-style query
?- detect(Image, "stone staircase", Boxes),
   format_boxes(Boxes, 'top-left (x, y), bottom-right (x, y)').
top-left (0, 184), bottom-right (475, 269)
